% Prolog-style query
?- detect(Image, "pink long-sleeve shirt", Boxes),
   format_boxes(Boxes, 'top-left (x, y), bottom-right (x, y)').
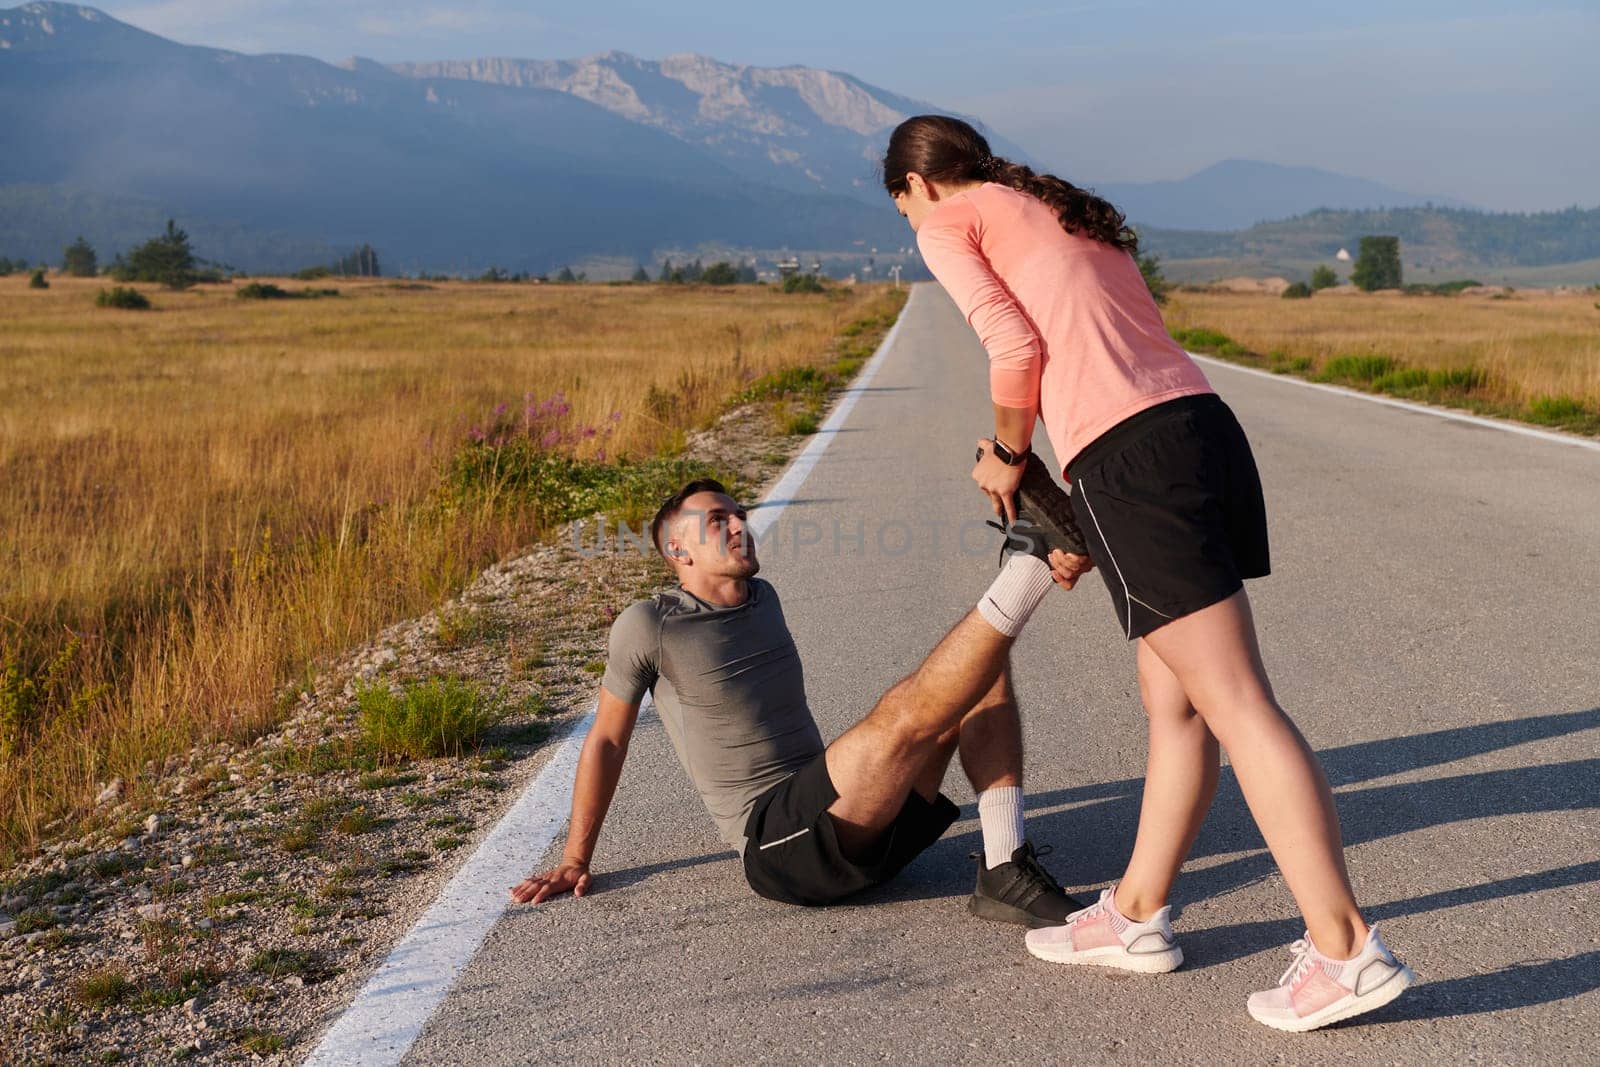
top-left (916, 181), bottom-right (1213, 476)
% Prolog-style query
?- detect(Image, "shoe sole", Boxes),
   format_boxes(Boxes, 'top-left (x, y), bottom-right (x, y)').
top-left (968, 892), bottom-right (1066, 930)
top-left (1025, 936), bottom-right (1184, 973)
top-left (1249, 964), bottom-right (1416, 1033)
top-left (1014, 453), bottom-right (1089, 558)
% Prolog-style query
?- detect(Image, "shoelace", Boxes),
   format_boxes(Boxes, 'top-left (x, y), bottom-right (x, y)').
top-left (1278, 936), bottom-right (1319, 987)
top-left (1017, 846), bottom-right (1066, 895)
top-left (1069, 887), bottom-right (1113, 924)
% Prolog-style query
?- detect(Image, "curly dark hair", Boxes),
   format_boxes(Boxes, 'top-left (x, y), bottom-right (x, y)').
top-left (881, 114), bottom-right (1137, 253)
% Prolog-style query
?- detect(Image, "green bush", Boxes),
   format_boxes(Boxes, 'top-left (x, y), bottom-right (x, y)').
top-left (700, 261), bottom-right (740, 285)
top-left (1168, 327), bottom-right (1246, 356)
top-left (356, 677), bottom-right (507, 761)
top-left (1427, 366), bottom-right (1486, 392)
top-left (28, 268), bottom-right (48, 289)
top-left (237, 282), bottom-right (338, 300)
top-left (293, 266), bottom-right (332, 281)
top-left (782, 272), bottom-right (825, 294)
top-left (736, 365), bottom-right (831, 403)
top-left (1371, 368), bottom-right (1430, 393)
top-left (1317, 355), bottom-right (1397, 383)
top-left (96, 286), bottom-right (151, 310)
top-left (780, 412), bottom-right (819, 438)
top-left (1281, 281), bottom-right (1312, 299)
top-left (1309, 265), bottom-right (1338, 291)
top-left (1525, 394), bottom-right (1588, 425)
top-left (237, 282), bottom-right (291, 300)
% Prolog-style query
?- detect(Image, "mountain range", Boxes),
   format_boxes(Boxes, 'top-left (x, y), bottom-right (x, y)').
top-left (0, 3), bottom-right (1589, 276)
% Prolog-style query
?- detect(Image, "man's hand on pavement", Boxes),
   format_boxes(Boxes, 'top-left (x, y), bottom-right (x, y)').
top-left (510, 860), bottom-right (593, 904)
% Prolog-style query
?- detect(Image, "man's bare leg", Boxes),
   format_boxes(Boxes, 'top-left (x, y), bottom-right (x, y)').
top-left (824, 606), bottom-right (1022, 857)
top-left (904, 662), bottom-right (1022, 805)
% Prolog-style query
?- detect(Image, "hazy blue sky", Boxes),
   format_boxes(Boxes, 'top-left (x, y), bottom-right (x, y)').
top-left (94, 0), bottom-right (1599, 210)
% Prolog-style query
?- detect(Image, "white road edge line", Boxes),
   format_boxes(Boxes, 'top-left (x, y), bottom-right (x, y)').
top-left (302, 285), bottom-right (919, 1066)
top-left (1189, 352), bottom-right (1600, 454)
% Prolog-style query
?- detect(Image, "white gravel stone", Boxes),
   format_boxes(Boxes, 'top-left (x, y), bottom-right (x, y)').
top-left (95, 778), bottom-right (124, 806)
top-left (144, 814), bottom-right (161, 835)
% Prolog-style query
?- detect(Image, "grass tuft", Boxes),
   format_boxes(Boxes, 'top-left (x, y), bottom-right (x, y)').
top-left (356, 676), bottom-right (506, 760)
top-left (74, 966), bottom-right (134, 1007)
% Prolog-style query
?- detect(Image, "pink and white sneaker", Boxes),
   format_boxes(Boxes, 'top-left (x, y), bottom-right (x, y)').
top-left (1247, 926), bottom-right (1415, 1032)
top-left (1024, 886), bottom-right (1183, 973)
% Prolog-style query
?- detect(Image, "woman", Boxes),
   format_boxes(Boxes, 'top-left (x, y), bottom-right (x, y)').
top-left (882, 114), bottom-right (1413, 1032)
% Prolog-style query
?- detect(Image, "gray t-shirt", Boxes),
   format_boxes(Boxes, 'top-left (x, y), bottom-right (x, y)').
top-left (600, 578), bottom-right (825, 853)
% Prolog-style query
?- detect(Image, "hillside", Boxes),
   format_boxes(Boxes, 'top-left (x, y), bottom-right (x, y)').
top-left (1098, 159), bottom-right (1474, 232)
top-left (384, 53), bottom-right (1031, 206)
top-left (0, 3), bottom-right (913, 271)
top-left (1140, 204), bottom-right (1600, 281)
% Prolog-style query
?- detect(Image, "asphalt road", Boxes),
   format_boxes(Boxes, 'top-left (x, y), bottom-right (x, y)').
top-left (404, 284), bottom-right (1600, 1065)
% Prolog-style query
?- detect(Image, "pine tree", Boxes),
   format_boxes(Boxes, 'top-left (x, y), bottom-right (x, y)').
top-left (1351, 236), bottom-right (1402, 291)
top-left (118, 220), bottom-right (198, 289)
top-left (62, 236), bottom-right (98, 277)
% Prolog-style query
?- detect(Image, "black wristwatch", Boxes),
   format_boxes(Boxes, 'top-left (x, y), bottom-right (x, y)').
top-left (979, 437), bottom-right (1030, 466)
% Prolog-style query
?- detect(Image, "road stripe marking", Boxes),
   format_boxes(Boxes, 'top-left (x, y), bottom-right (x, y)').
top-left (1189, 353), bottom-right (1600, 454)
top-left (303, 285), bottom-right (917, 1066)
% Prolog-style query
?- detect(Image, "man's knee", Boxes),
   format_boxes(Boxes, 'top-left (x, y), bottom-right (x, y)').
top-left (868, 677), bottom-right (950, 751)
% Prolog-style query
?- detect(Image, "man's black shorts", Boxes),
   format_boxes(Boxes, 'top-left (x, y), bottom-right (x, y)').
top-left (1067, 392), bottom-right (1271, 641)
top-left (742, 752), bottom-right (959, 907)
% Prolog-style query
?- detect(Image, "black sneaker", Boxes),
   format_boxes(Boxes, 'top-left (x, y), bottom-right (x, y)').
top-left (969, 841), bottom-right (1084, 929)
top-left (988, 452), bottom-right (1089, 564)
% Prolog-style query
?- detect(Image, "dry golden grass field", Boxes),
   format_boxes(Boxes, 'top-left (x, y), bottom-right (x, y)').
top-left (1162, 288), bottom-right (1600, 431)
top-left (0, 275), bottom-right (904, 861)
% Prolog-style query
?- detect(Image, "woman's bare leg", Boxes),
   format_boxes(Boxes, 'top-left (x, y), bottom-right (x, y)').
top-left (1140, 588), bottom-right (1367, 959)
top-left (1113, 639), bottom-right (1220, 920)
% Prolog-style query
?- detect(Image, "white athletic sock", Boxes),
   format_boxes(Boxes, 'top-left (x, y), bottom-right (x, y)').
top-left (978, 786), bottom-right (1026, 868)
top-left (976, 554), bottom-right (1054, 637)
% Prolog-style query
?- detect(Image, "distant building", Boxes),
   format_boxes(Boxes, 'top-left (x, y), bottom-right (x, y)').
top-left (776, 256), bottom-right (800, 276)
top-left (1335, 247), bottom-right (1352, 262)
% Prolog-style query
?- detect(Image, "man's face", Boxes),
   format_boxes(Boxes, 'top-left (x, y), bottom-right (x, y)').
top-left (664, 491), bottom-right (758, 578)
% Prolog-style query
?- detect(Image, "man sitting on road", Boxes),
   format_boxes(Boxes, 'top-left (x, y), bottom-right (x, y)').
top-left (511, 472), bottom-right (1090, 924)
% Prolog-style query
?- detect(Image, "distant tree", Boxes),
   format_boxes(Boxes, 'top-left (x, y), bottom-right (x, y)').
top-left (0, 256), bottom-right (13, 275)
top-left (737, 264), bottom-right (758, 284)
top-left (1351, 236), bottom-right (1402, 291)
top-left (701, 261), bottom-right (739, 285)
top-left (1136, 251), bottom-right (1170, 305)
top-left (62, 236), bottom-right (98, 277)
top-left (96, 286), bottom-right (151, 310)
top-left (293, 265), bottom-right (332, 281)
top-left (116, 219), bottom-right (199, 289)
top-left (333, 244), bottom-right (381, 277)
top-left (1309, 264), bottom-right (1338, 291)
top-left (555, 266), bottom-right (578, 283)
top-left (781, 272), bottom-right (825, 294)
top-left (683, 258), bottom-right (704, 283)
top-left (1281, 281), bottom-right (1312, 299)
top-left (631, 264), bottom-right (651, 283)
top-left (28, 268), bottom-right (49, 289)
top-left (478, 266), bottom-right (509, 282)
top-left (658, 259), bottom-right (675, 283)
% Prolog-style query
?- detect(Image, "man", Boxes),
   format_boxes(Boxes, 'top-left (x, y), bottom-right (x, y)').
top-left (511, 455), bottom-right (1091, 924)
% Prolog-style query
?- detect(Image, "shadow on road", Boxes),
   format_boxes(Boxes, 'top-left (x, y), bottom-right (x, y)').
top-left (858, 705), bottom-right (1600, 937)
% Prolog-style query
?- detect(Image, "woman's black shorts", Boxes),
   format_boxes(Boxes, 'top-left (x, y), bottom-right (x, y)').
top-left (1067, 392), bottom-right (1270, 641)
